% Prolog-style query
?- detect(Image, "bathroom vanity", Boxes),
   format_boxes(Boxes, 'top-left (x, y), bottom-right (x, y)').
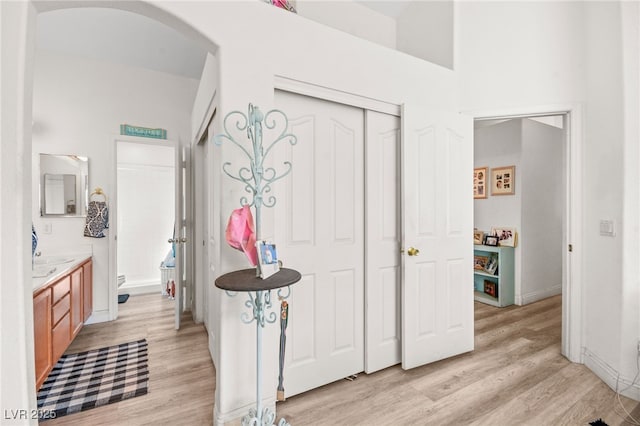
top-left (33, 256), bottom-right (92, 390)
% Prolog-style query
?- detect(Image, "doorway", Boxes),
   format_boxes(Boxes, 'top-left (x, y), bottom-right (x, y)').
top-left (472, 109), bottom-right (581, 363)
top-left (114, 139), bottom-right (175, 304)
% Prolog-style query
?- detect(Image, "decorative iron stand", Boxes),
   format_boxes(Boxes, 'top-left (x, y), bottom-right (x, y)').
top-left (214, 104), bottom-right (300, 426)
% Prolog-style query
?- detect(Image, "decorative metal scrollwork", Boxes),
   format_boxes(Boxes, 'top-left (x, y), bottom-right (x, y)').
top-left (241, 290), bottom-right (277, 327)
top-left (215, 104), bottom-right (297, 220)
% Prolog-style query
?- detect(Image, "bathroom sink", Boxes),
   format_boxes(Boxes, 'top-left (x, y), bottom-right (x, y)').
top-left (34, 256), bottom-right (74, 265)
top-left (32, 266), bottom-right (57, 278)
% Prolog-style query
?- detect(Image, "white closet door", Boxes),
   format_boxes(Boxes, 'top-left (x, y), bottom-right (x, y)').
top-left (274, 90), bottom-right (364, 397)
top-left (401, 105), bottom-right (474, 369)
top-left (364, 110), bottom-right (401, 373)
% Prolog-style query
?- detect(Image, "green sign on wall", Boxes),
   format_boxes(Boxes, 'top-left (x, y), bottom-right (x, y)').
top-left (120, 124), bottom-right (167, 139)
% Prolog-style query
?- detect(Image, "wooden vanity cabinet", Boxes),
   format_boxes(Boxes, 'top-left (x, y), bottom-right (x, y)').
top-left (71, 267), bottom-right (83, 338)
top-left (82, 260), bottom-right (92, 322)
top-left (33, 258), bottom-right (93, 390)
top-left (33, 288), bottom-right (52, 390)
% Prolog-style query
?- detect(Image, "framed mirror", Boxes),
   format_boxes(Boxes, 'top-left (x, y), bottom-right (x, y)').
top-left (39, 154), bottom-right (89, 217)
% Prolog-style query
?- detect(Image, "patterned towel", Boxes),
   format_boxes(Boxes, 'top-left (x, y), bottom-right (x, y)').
top-left (32, 224), bottom-right (38, 256)
top-left (84, 201), bottom-right (109, 238)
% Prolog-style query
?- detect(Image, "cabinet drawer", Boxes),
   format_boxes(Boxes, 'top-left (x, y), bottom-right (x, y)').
top-left (52, 312), bottom-right (71, 362)
top-left (52, 293), bottom-right (70, 326)
top-left (52, 276), bottom-right (71, 304)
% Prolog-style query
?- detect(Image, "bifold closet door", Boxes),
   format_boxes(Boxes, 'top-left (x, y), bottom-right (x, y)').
top-left (274, 90), bottom-right (364, 397)
top-left (364, 110), bottom-right (402, 374)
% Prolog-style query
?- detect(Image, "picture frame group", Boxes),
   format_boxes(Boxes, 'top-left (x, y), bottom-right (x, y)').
top-left (474, 227), bottom-right (518, 248)
top-left (474, 165), bottom-right (516, 198)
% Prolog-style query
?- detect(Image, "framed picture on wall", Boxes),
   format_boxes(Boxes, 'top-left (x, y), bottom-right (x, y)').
top-left (473, 167), bottom-right (488, 199)
top-left (491, 165), bottom-right (515, 196)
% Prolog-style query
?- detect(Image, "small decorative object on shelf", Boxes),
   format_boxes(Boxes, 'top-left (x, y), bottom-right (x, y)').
top-left (474, 255), bottom-right (489, 271)
top-left (473, 229), bottom-right (485, 244)
top-left (490, 226), bottom-right (518, 247)
top-left (484, 254), bottom-right (498, 275)
top-left (484, 280), bottom-right (498, 297)
top-left (214, 103), bottom-right (300, 426)
top-left (484, 235), bottom-right (499, 246)
top-left (264, 0), bottom-right (297, 13)
top-left (257, 240), bottom-right (280, 279)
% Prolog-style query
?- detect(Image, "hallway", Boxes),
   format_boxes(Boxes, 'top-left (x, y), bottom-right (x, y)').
top-left (46, 294), bottom-right (215, 425)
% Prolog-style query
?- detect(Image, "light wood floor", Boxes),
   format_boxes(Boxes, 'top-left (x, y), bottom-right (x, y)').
top-left (45, 293), bottom-right (215, 425)
top-left (44, 294), bottom-right (640, 425)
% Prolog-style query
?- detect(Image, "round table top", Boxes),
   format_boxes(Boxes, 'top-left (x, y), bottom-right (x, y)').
top-left (215, 268), bottom-right (301, 292)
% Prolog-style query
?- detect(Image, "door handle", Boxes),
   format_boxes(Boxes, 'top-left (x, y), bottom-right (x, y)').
top-left (168, 238), bottom-right (178, 243)
top-left (407, 247), bottom-right (420, 256)
top-left (180, 237), bottom-right (187, 243)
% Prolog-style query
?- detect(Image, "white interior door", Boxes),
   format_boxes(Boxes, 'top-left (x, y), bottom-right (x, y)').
top-left (174, 142), bottom-right (188, 330)
top-left (401, 105), bottom-right (474, 369)
top-left (365, 110), bottom-right (402, 373)
top-left (274, 90), bottom-right (365, 397)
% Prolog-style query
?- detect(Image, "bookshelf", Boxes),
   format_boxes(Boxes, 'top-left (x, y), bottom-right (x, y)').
top-left (473, 245), bottom-right (514, 307)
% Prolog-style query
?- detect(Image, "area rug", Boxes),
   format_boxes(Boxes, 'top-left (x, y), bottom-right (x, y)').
top-left (37, 339), bottom-right (148, 420)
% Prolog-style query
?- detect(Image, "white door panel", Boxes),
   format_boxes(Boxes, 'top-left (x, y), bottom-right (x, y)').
top-left (365, 110), bottom-right (401, 373)
top-left (274, 90), bottom-right (364, 397)
top-left (174, 143), bottom-right (191, 330)
top-left (401, 105), bottom-right (474, 370)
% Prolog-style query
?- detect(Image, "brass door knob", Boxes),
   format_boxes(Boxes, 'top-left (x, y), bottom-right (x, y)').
top-left (407, 247), bottom-right (420, 256)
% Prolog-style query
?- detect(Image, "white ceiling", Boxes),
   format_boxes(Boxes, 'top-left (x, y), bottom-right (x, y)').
top-left (36, 7), bottom-right (209, 80)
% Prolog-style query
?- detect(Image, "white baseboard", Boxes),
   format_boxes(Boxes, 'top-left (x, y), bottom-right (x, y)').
top-left (519, 284), bottom-right (562, 305)
top-left (584, 347), bottom-right (640, 401)
top-left (84, 309), bottom-right (111, 325)
top-left (119, 282), bottom-right (163, 296)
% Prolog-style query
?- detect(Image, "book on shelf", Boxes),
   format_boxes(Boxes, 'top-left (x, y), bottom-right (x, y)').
top-left (256, 240), bottom-right (280, 279)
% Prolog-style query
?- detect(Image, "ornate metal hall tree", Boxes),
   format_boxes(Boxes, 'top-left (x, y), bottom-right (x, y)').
top-left (214, 104), bottom-right (301, 426)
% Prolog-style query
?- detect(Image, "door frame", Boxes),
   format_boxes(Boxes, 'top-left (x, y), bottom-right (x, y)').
top-left (108, 134), bottom-right (178, 321)
top-left (468, 104), bottom-right (584, 363)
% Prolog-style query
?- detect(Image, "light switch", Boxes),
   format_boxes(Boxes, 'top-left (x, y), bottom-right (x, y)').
top-left (599, 220), bottom-right (615, 237)
top-left (43, 222), bottom-right (52, 234)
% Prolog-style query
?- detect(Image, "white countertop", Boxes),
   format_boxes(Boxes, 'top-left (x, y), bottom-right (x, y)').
top-left (32, 254), bottom-right (92, 293)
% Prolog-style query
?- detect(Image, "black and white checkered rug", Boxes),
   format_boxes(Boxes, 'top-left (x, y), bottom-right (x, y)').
top-left (37, 339), bottom-right (148, 420)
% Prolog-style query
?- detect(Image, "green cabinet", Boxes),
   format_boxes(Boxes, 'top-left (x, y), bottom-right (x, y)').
top-left (473, 245), bottom-right (514, 307)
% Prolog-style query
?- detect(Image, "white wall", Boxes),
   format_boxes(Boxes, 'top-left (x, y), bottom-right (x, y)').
top-left (178, 1), bottom-right (457, 422)
top-left (32, 50), bottom-right (198, 321)
top-left (520, 118), bottom-right (564, 304)
top-left (117, 142), bottom-right (174, 294)
top-left (397, 1), bottom-right (453, 69)
top-left (458, 0), bottom-right (639, 399)
top-left (1, 1), bottom-right (38, 419)
top-left (296, 1), bottom-right (396, 50)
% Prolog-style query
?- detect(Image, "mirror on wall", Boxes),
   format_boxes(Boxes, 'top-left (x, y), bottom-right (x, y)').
top-left (39, 154), bottom-right (89, 217)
